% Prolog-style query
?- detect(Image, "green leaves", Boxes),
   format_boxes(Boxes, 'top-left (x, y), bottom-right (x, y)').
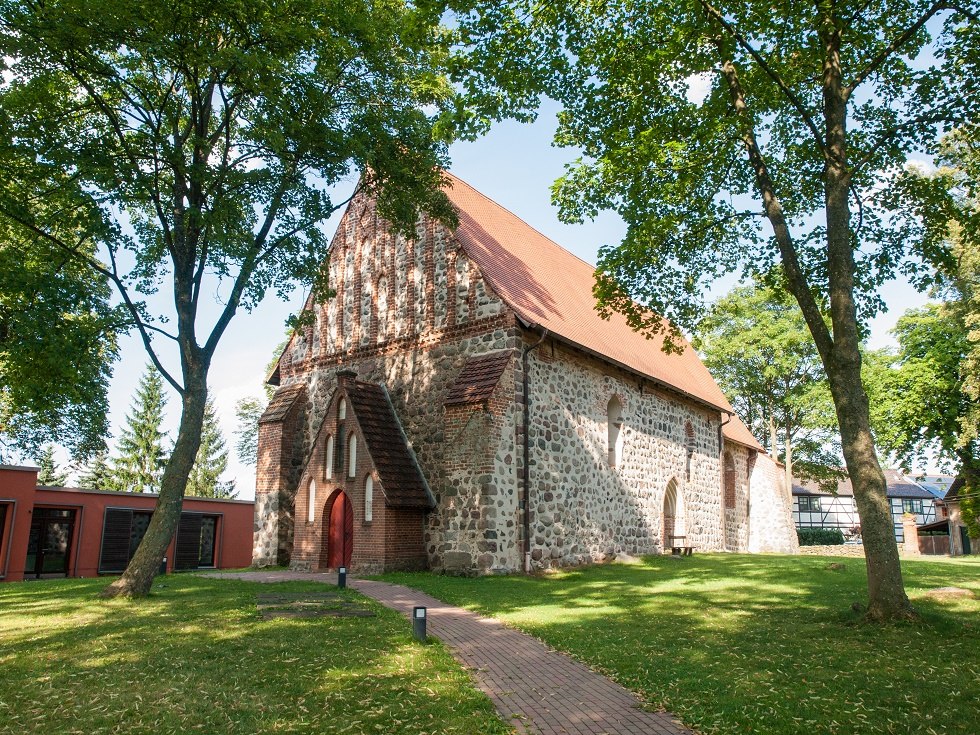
top-left (694, 280), bottom-right (839, 477)
top-left (112, 366), bottom-right (169, 494)
top-left (0, 211), bottom-right (120, 461)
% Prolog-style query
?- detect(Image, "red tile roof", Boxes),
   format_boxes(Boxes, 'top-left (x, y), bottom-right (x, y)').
top-left (446, 351), bottom-right (513, 406)
top-left (259, 384), bottom-right (305, 424)
top-left (723, 415), bottom-right (763, 451)
top-left (345, 381), bottom-right (434, 509)
top-left (442, 172), bottom-right (762, 452)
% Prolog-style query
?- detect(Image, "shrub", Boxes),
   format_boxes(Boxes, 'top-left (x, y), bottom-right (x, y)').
top-left (797, 528), bottom-right (846, 546)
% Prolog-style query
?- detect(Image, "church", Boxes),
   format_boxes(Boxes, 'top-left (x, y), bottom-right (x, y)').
top-left (252, 172), bottom-right (797, 574)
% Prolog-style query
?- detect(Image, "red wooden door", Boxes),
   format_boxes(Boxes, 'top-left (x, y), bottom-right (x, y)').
top-left (326, 492), bottom-right (353, 568)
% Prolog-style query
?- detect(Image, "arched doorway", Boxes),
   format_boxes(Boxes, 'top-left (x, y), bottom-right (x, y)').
top-left (320, 490), bottom-right (353, 569)
top-left (663, 479), bottom-right (683, 549)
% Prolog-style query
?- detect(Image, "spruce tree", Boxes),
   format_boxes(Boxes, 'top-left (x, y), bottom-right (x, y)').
top-left (186, 398), bottom-right (236, 499)
top-left (78, 447), bottom-right (114, 491)
top-left (112, 367), bottom-right (168, 493)
top-left (36, 444), bottom-right (68, 486)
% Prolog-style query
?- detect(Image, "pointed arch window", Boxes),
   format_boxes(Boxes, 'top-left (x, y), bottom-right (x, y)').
top-left (607, 396), bottom-right (624, 467)
top-left (724, 451), bottom-right (736, 509)
top-left (339, 398), bottom-right (346, 420)
top-left (307, 479), bottom-right (316, 523)
top-left (364, 475), bottom-right (374, 522)
top-left (348, 435), bottom-right (357, 477)
top-left (325, 435), bottom-right (334, 479)
top-left (685, 421), bottom-right (695, 480)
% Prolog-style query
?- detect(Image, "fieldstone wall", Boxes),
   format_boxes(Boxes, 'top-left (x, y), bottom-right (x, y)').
top-left (524, 340), bottom-right (728, 569)
top-left (746, 451), bottom-right (799, 553)
top-left (441, 355), bottom-right (521, 573)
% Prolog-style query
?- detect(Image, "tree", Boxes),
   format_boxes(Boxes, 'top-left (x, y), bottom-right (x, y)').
top-left (695, 281), bottom-right (841, 489)
top-left (234, 338), bottom-right (285, 466)
top-left (112, 367), bottom-right (169, 494)
top-left (0, 221), bottom-right (119, 462)
top-left (453, 0), bottom-right (980, 620)
top-left (78, 446), bottom-right (114, 491)
top-left (187, 398), bottom-right (236, 499)
top-left (871, 304), bottom-right (977, 473)
top-left (906, 125), bottom-right (980, 536)
top-left (0, 0), bottom-right (459, 596)
top-left (36, 444), bottom-right (68, 486)
top-left (234, 397), bottom-right (265, 468)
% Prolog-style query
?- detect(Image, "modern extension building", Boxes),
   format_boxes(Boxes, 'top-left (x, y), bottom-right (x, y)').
top-left (0, 464), bottom-right (254, 582)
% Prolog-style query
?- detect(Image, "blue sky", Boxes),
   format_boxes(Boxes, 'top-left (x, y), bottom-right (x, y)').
top-left (89, 99), bottom-right (931, 498)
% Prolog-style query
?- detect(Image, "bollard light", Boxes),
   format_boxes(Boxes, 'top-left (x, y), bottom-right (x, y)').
top-left (159, 556), bottom-right (167, 576)
top-left (412, 606), bottom-right (427, 642)
top-left (338, 566), bottom-right (347, 589)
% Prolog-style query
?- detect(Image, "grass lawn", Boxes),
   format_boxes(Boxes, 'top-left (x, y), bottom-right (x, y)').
top-left (383, 554), bottom-right (980, 735)
top-left (0, 574), bottom-right (510, 735)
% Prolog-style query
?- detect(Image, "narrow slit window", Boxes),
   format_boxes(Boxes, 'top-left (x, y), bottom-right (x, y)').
top-left (348, 436), bottom-right (357, 478)
top-left (308, 480), bottom-right (316, 523)
top-left (607, 396), bottom-right (624, 467)
top-left (364, 476), bottom-right (374, 522)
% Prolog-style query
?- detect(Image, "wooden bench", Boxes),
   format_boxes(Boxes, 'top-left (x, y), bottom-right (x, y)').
top-left (668, 535), bottom-right (694, 556)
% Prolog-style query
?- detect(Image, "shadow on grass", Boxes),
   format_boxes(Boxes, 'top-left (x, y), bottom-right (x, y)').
top-left (381, 553), bottom-right (980, 735)
top-left (0, 575), bottom-right (511, 735)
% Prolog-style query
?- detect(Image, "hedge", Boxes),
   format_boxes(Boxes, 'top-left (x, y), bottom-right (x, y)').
top-left (797, 528), bottom-right (846, 546)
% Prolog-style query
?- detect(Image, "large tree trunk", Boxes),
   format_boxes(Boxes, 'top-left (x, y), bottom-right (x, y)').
top-left (825, 353), bottom-right (915, 620)
top-left (718, 34), bottom-right (913, 619)
top-left (101, 362), bottom-right (208, 598)
top-left (819, 18), bottom-right (915, 621)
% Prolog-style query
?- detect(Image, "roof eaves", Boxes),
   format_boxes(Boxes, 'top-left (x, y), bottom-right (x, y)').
top-left (537, 327), bottom-right (731, 415)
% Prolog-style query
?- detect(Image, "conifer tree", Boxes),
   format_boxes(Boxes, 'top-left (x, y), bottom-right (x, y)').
top-left (186, 398), bottom-right (236, 499)
top-left (78, 447), bottom-right (114, 491)
top-left (112, 367), bottom-right (169, 493)
top-left (36, 444), bottom-right (68, 486)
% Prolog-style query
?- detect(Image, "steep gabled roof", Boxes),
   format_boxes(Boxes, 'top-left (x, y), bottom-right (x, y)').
top-left (722, 416), bottom-right (764, 452)
top-left (259, 384), bottom-right (305, 423)
top-left (345, 381), bottom-right (434, 509)
top-left (446, 351), bottom-right (513, 407)
top-left (443, 172), bottom-right (736, 417)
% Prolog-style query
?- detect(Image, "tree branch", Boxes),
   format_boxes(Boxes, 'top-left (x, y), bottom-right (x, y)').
top-left (0, 208), bottom-right (185, 395)
top-left (844, 2), bottom-right (972, 100)
top-left (715, 46), bottom-right (836, 359)
top-left (699, 0), bottom-right (826, 154)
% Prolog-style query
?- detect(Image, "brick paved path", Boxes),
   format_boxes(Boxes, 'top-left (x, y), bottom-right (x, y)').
top-left (203, 571), bottom-right (691, 735)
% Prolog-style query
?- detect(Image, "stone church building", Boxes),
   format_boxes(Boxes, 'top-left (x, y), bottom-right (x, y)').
top-left (252, 172), bottom-right (798, 574)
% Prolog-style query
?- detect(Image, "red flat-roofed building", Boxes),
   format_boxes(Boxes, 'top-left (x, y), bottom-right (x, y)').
top-left (255, 173), bottom-right (797, 574)
top-left (0, 465), bottom-right (253, 582)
